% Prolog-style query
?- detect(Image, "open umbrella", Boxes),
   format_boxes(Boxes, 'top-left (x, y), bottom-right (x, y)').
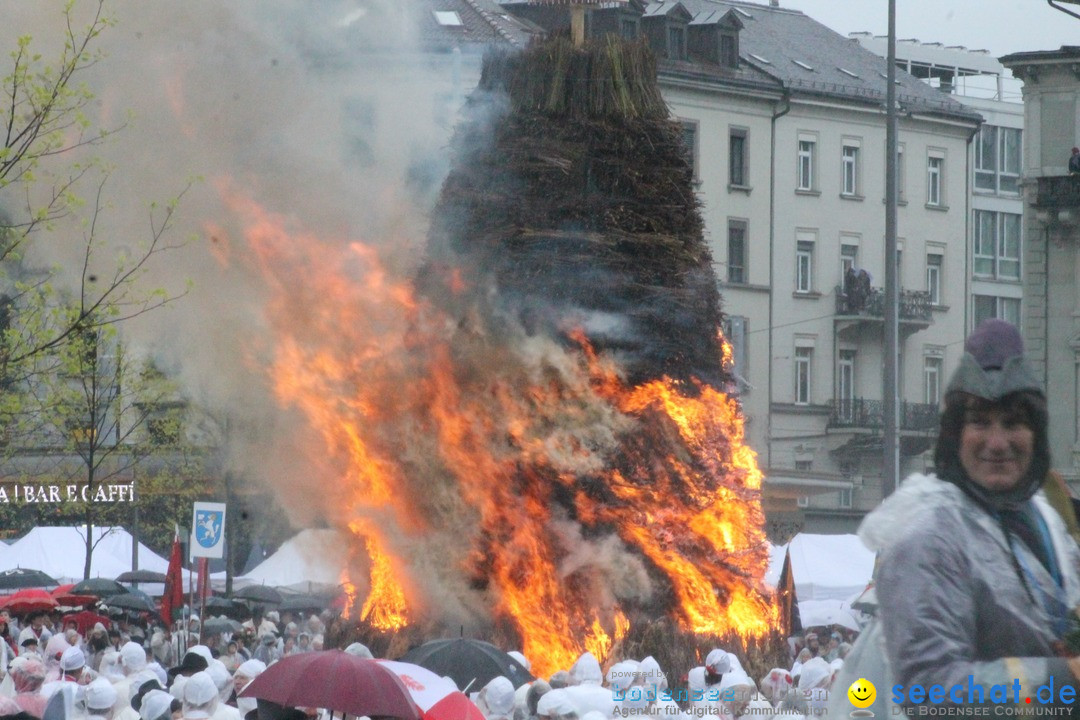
top-left (232, 585), bottom-right (283, 604)
top-left (398, 639), bottom-right (533, 692)
top-left (115, 570), bottom-right (168, 584)
top-left (202, 616), bottom-right (243, 636)
top-left (0, 568), bottom-right (58, 590)
top-left (1, 588), bottom-right (59, 614)
top-left (240, 650), bottom-right (423, 720)
top-left (51, 584), bottom-right (99, 607)
top-left (102, 593), bottom-right (155, 613)
top-left (71, 578), bottom-right (129, 598)
top-left (378, 660), bottom-right (485, 720)
top-left (277, 594), bottom-right (329, 613)
top-left (62, 609), bottom-right (112, 635)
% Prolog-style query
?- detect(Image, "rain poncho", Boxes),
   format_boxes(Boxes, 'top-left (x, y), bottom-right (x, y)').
top-left (829, 472), bottom-right (1080, 715)
top-left (567, 653), bottom-right (602, 686)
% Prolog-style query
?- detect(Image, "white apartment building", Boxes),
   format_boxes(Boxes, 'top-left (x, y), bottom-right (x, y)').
top-left (853, 34), bottom-right (1026, 335)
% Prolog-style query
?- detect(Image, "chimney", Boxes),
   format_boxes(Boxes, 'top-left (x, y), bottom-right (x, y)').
top-left (770, 0), bottom-right (779, 6)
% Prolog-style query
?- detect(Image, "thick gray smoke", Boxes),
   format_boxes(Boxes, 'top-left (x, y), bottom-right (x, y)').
top-left (2, 1), bottom-right (663, 633)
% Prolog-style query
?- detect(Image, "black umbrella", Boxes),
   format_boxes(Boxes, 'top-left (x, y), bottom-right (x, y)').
top-left (398, 638), bottom-right (533, 691)
top-left (277, 595), bottom-right (328, 613)
top-left (72, 578), bottom-right (129, 597)
top-left (0, 568), bottom-right (59, 590)
top-left (202, 616), bottom-right (243, 636)
top-left (102, 593), bottom-right (155, 613)
top-left (115, 570), bottom-right (168, 584)
top-left (232, 585), bottom-right (283, 604)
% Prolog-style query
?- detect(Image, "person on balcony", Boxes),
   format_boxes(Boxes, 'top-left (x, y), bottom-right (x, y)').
top-left (1069, 146), bottom-right (1080, 175)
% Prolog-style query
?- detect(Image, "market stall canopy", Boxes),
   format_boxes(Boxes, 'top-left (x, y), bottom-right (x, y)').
top-left (234, 529), bottom-right (348, 594)
top-left (4, 526), bottom-right (170, 584)
top-left (764, 533), bottom-right (875, 602)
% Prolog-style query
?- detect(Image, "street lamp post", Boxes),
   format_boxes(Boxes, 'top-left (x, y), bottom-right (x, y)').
top-left (883, 0), bottom-right (900, 496)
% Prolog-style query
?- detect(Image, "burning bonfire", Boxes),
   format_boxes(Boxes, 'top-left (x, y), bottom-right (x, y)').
top-left (231, 35), bottom-right (777, 679)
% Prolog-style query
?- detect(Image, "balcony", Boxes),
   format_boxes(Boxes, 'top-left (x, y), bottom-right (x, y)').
top-left (828, 398), bottom-right (938, 457)
top-left (828, 398), bottom-right (939, 431)
top-left (834, 285), bottom-right (933, 337)
top-left (1035, 175), bottom-right (1080, 209)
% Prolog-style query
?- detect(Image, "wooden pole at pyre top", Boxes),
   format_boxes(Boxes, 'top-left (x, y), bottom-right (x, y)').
top-left (523, 0), bottom-right (628, 47)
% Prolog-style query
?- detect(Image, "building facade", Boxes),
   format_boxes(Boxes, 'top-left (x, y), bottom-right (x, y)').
top-left (1001, 47), bottom-right (1080, 486)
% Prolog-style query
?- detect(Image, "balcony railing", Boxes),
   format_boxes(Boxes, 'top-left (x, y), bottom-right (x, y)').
top-left (1036, 175), bottom-right (1080, 209)
top-left (834, 286), bottom-right (933, 322)
top-left (829, 398), bottom-right (939, 431)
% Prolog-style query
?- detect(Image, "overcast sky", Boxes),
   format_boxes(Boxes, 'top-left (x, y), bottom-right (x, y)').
top-left (780, 0), bottom-right (1079, 60)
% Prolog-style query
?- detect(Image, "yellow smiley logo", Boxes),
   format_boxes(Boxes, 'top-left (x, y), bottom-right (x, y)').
top-left (848, 678), bottom-right (876, 708)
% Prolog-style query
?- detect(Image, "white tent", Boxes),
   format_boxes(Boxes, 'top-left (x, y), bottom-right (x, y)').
top-left (766, 533), bottom-right (875, 602)
top-left (234, 528), bottom-right (347, 593)
top-left (3, 526), bottom-right (170, 585)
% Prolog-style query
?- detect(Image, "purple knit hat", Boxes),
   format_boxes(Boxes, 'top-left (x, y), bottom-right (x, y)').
top-left (945, 319), bottom-right (1041, 400)
top-left (964, 318), bottom-right (1025, 370)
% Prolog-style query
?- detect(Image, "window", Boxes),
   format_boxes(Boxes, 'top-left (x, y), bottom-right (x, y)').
top-left (796, 239), bottom-right (814, 292)
top-left (924, 356), bottom-right (943, 406)
top-left (838, 350), bottom-right (855, 420)
top-left (795, 459), bottom-right (813, 471)
top-left (720, 32), bottom-right (738, 68)
top-left (620, 18), bottom-right (638, 39)
top-left (973, 211), bottom-right (1021, 279)
top-left (927, 155), bottom-right (943, 206)
top-left (926, 253), bottom-right (943, 305)
top-left (974, 295), bottom-right (1021, 327)
top-left (724, 316), bottom-right (749, 386)
top-left (729, 129), bottom-right (748, 187)
top-left (668, 26), bottom-right (686, 60)
top-left (797, 496), bottom-right (810, 507)
top-left (797, 138), bottom-right (815, 191)
top-left (433, 11), bottom-right (463, 26)
top-left (842, 144), bottom-right (859, 196)
top-left (975, 125), bottom-right (1021, 194)
top-left (840, 243), bottom-right (858, 279)
top-left (728, 220), bottom-right (747, 284)
top-left (838, 488), bottom-right (853, 509)
top-left (681, 121), bottom-right (698, 180)
top-left (795, 347), bottom-right (812, 404)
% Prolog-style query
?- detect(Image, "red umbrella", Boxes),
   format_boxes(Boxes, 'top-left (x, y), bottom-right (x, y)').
top-left (1, 588), bottom-right (59, 614)
top-left (378, 661), bottom-right (485, 720)
top-left (51, 584), bottom-right (99, 607)
top-left (62, 609), bottom-right (112, 635)
top-left (240, 651), bottom-right (423, 720)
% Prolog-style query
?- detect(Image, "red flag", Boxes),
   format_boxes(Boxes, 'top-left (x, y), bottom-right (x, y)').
top-left (161, 533), bottom-right (184, 627)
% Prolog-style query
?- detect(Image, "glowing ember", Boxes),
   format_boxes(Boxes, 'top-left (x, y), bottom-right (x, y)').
top-left (225, 184), bottom-right (774, 678)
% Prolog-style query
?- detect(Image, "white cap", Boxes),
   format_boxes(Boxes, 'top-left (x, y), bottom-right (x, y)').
top-left (482, 676), bottom-right (516, 716)
top-left (60, 646), bottom-right (86, 672)
top-left (507, 651), bottom-right (530, 672)
top-left (140, 690), bottom-right (176, 720)
top-left (187, 645), bottom-right (213, 664)
top-left (86, 677), bottom-right (119, 711)
top-left (184, 672), bottom-right (217, 705)
top-left (121, 641), bottom-right (148, 673)
top-left (234, 659), bottom-right (266, 680)
top-left (206, 659), bottom-right (231, 692)
top-left (705, 648), bottom-right (731, 675)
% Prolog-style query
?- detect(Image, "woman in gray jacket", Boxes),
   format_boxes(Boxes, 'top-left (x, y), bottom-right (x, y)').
top-left (838, 320), bottom-right (1080, 712)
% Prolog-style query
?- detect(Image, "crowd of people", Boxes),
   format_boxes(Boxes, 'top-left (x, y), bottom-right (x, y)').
top-left (0, 604), bottom-right (336, 720)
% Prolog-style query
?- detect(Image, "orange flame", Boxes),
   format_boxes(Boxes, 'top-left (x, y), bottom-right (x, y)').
top-left (340, 570), bottom-right (358, 621)
top-left (227, 188), bottom-right (774, 679)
